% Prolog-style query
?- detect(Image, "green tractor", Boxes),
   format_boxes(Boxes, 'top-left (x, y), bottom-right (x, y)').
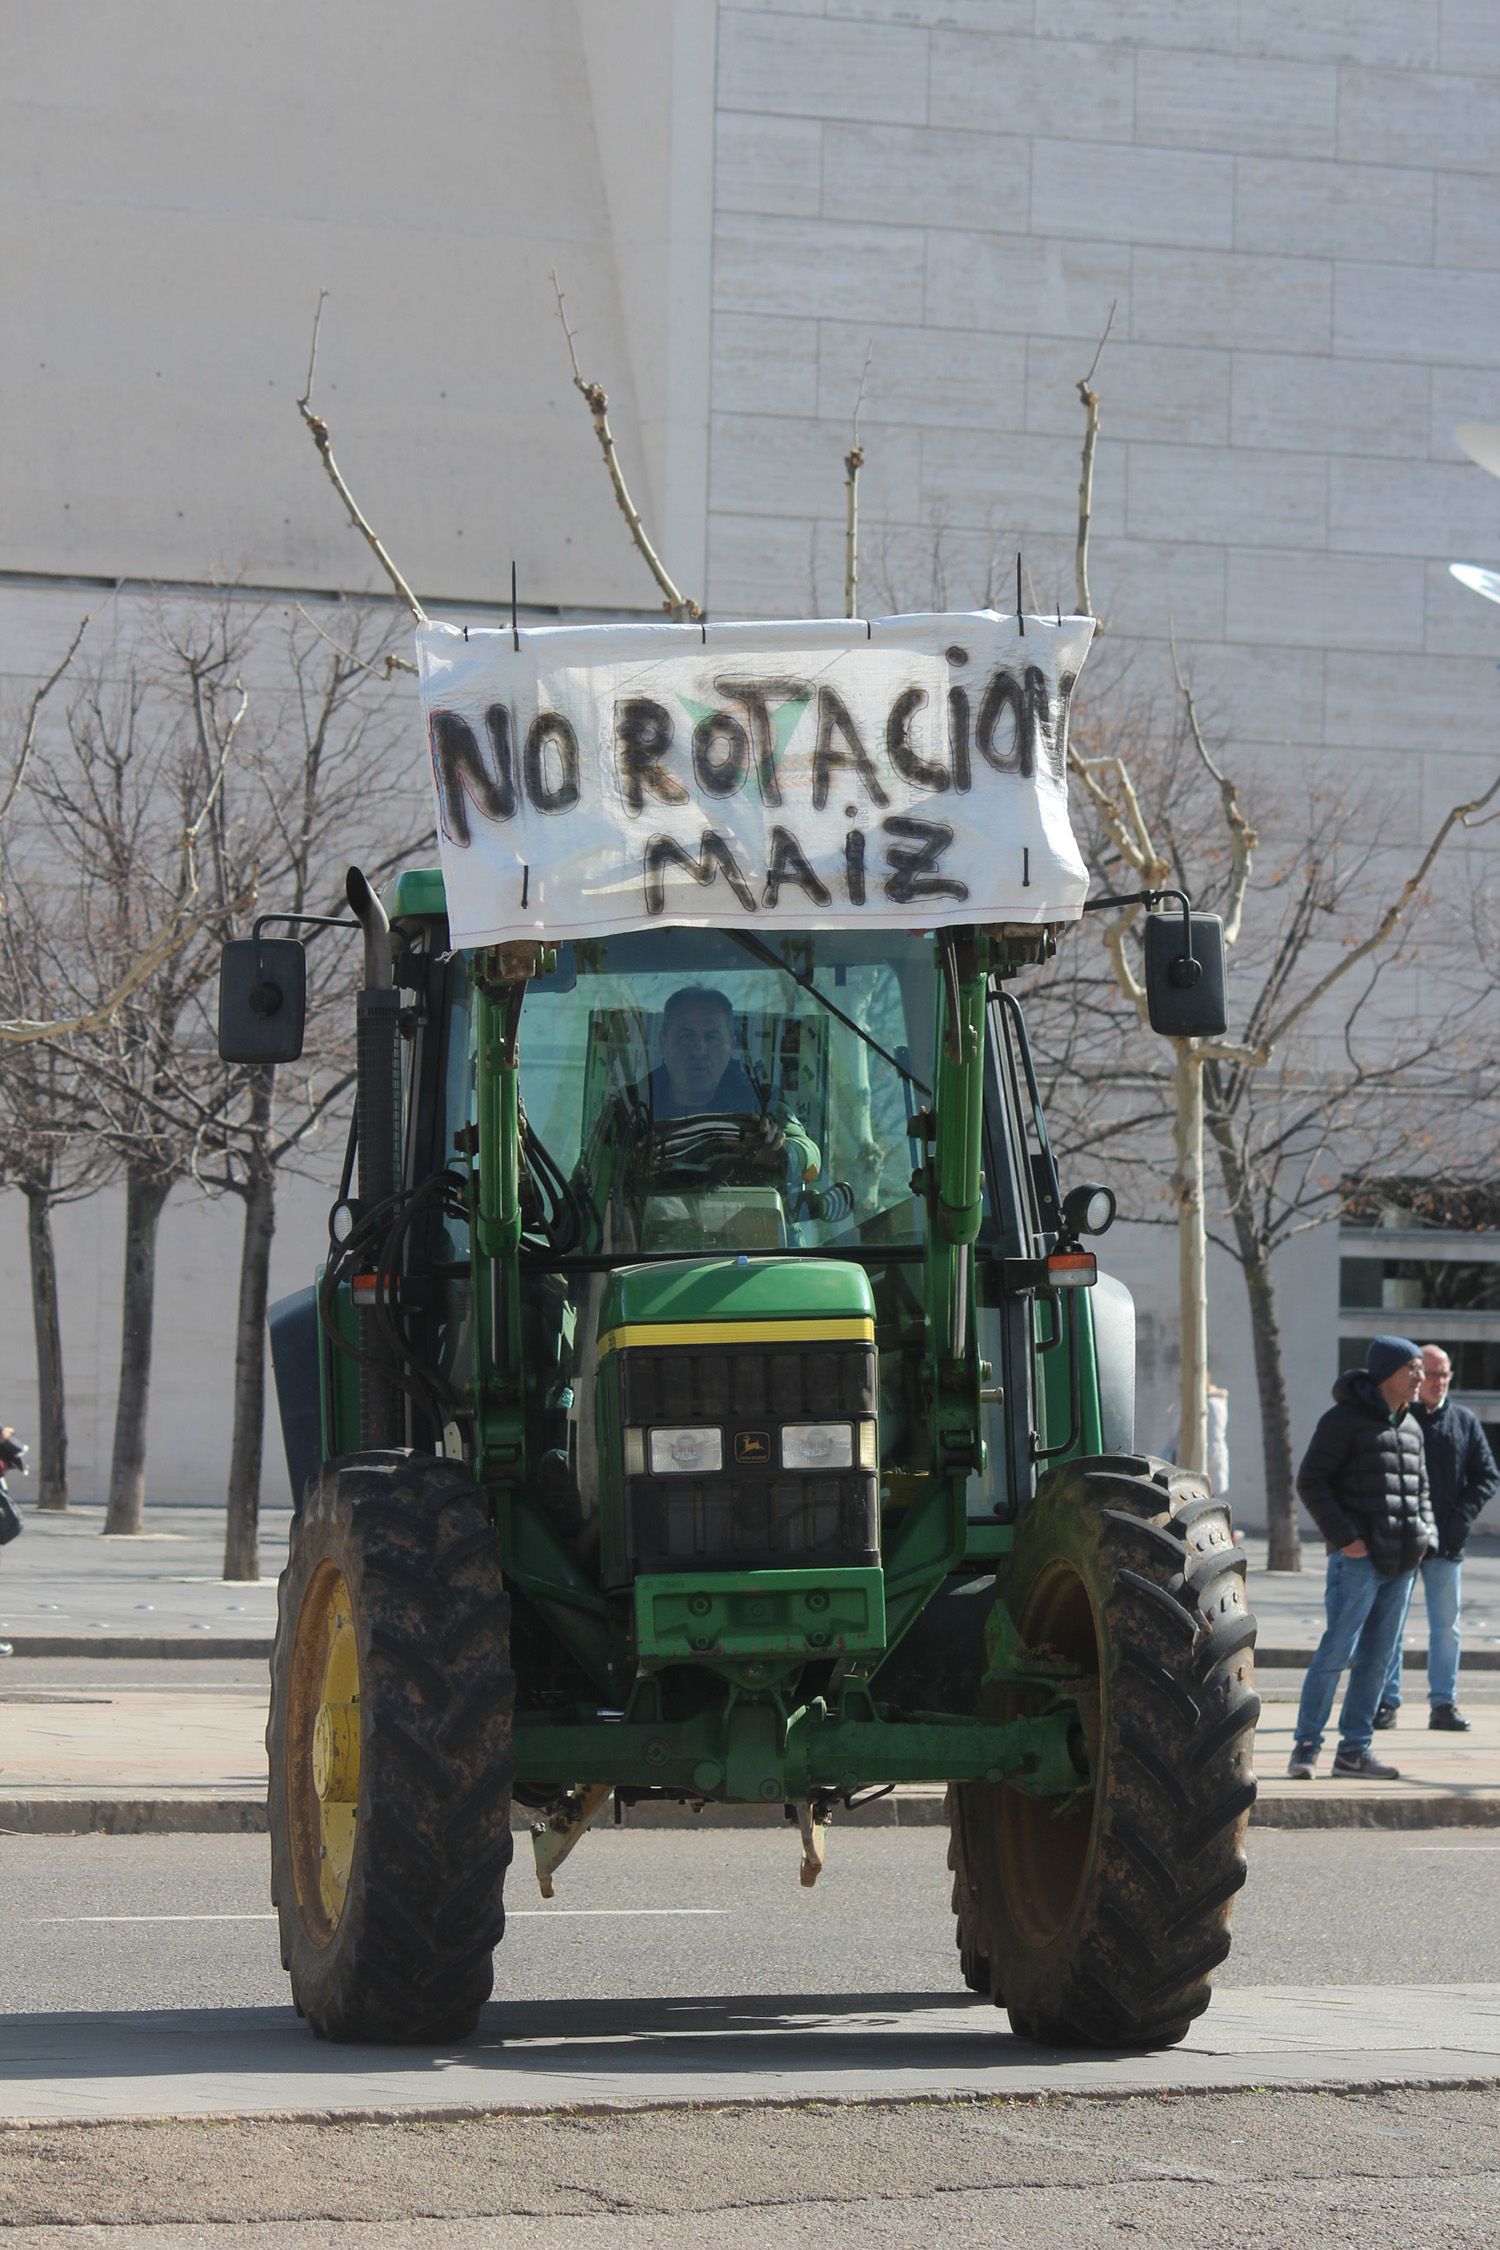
top-left (220, 613), bottom-right (1256, 2050)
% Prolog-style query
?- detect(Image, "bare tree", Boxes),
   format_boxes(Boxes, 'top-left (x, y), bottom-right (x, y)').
top-left (212, 603), bottom-right (414, 1578)
top-left (23, 605), bottom-right (253, 1533)
top-left (1056, 329), bottom-right (1500, 1559)
top-left (1043, 635), bottom-right (1499, 1567)
top-left (0, 857), bottom-right (113, 1509)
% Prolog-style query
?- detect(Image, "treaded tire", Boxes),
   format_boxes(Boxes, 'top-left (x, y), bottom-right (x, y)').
top-left (268, 1451), bottom-right (514, 2043)
top-left (947, 1452), bottom-right (1258, 2050)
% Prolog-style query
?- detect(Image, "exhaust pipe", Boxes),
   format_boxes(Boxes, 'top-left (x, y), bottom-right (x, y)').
top-left (346, 866), bottom-right (404, 1451)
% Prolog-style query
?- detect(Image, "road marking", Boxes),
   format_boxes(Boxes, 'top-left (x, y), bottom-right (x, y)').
top-left (32, 1908), bottom-right (729, 1924)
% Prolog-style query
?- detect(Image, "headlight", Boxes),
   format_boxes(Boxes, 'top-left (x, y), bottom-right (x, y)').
top-left (781, 1421), bottom-right (854, 1471)
top-left (647, 1426), bottom-right (723, 1475)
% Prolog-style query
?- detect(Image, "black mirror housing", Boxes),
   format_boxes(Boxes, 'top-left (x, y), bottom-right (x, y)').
top-left (1143, 912), bottom-right (1227, 1040)
top-left (218, 938), bottom-right (307, 1064)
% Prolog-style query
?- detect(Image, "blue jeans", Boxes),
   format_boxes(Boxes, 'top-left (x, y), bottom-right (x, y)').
top-left (1294, 1553), bottom-right (1418, 1757)
top-left (1381, 1553), bottom-right (1462, 1710)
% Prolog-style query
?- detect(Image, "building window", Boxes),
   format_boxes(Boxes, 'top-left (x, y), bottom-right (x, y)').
top-left (1338, 1183), bottom-right (1500, 1467)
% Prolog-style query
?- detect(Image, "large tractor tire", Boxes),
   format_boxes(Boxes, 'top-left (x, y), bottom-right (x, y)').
top-left (267, 1452), bottom-right (514, 2043)
top-left (947, 1453), bottom-right (1257, 2050)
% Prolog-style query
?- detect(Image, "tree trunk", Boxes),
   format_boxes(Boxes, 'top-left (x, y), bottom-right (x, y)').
top-left (1242, 1241), bottom-right (1302, 1571)
top-left (1173, 1041), bottom-right (1208, 1474)
top-left (1205, 1098), bottom-right (1303, 1572)
top-left (224, 1075), bottom-right (277, 1581)
top-left (24, 1178), bottom-right (69, 1511)
top-left (104, 1170), bottom-right (172, 1536)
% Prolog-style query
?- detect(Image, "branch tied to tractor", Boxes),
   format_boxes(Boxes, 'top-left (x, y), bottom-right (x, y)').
top-left (219, 607), bottom-right (1257, 2050)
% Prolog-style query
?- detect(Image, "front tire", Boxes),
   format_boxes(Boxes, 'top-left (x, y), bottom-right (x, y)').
top-left (948, 1453), bottom-right (1257, 2049)
top-left (268, 1452), bottom-right (515, 2042)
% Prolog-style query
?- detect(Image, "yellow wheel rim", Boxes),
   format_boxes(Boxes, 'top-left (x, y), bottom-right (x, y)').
top-left (286, 1561), bottom-right (362, 1939)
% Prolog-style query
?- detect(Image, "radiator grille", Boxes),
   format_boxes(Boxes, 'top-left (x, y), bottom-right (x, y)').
top-left (618, 1339), bottom-right (878, 1574)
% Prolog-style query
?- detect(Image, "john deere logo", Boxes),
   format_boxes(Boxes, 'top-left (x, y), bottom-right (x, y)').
top-left (734, 1430), bottom-right (771, 1465)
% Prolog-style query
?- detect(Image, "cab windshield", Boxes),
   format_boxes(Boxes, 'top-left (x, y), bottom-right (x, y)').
top-left (518, 928), bottom-right (935, 1257)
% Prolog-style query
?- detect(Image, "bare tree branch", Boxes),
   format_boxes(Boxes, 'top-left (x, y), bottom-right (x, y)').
top-left (844, 341), bottom-right (872, 619)
top-left (0, 614), bottom-right (89, 830)
top-left (293, 602), bottom-right (417, 680)
top-left (0, 903), bottom-right (246, 1046)
top-left (551, 269), bottom-right (701, 623)
top-left (1170, 621), bottom-right (1257, 946)
top-left (1259, 768), bottom-right (1500, 1055)
top-left (296, 291), bottom-right (427, 624)
top-left (1074, 300), bottom-right (1115, 619)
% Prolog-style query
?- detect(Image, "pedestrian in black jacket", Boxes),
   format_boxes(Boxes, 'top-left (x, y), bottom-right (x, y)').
top-left (1371, 1344), bottom-right (1499, 1734)
top-left (1287, 1335), bottom-right (1435, 1780)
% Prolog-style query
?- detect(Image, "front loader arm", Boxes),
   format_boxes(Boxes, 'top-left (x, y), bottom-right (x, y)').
top-left (879, 930), bottom-right (989, 1644)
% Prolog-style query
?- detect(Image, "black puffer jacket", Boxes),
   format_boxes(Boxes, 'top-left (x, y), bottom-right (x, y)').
top-left (1296, 1370), bottom-right (1435, 1578)
top-left (1415, 1398), bottom-right (1500, 1558)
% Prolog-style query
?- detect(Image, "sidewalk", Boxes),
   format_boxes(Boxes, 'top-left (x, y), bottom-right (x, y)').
top-left (3, 1508), bottom-right (1499, 1834)
top-left (7, 1508), bottom-right (1500, 1660)
top-left (0, 1502), bottom-right (285, 1655)
top-left (3, 1680), bottom-right (1497, 1836)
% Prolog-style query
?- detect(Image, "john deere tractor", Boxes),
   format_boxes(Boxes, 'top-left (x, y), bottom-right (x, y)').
top-left (220, 610), bottom-right (1256, 2049)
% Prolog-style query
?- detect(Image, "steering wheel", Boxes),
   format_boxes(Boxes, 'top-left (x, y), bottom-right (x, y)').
top-left (635, 1112), bottom-right (790, 1189)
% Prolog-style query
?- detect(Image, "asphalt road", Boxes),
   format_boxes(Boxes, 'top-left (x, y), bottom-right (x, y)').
top-left (6, 1830), bottom-right (1500, 2245)
top-left (2, 2088), bottom-right (1499, 2246)
top-left (7, 1824), bottom-right (1500, 2016)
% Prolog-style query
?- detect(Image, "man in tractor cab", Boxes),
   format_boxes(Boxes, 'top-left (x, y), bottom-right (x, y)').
top-left (575, 983), bottom-right (822, 1254)
top-left (613, 983), bottom-right (819, 1183)
top-left (640, 986), bottom-right (814, 1144)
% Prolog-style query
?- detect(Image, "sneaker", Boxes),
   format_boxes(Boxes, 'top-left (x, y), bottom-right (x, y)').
top-left (1332, 1746), bottom-right (1400, 1779)
top-left (1287, 1743), bottom-right (1318, 1779)
top-left (1373, 1701), bottom-right (1399, 1731)
top-left (1430, 1704), bottom-right (1471, 1731)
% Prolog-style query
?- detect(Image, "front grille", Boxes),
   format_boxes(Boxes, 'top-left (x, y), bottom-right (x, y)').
top-left (627, 1470), bottom-right (876, 1570)
top-left (621, 1342), bottom-right (876, 1424)
top-left (618, 1339), bottom-right (878, 1574)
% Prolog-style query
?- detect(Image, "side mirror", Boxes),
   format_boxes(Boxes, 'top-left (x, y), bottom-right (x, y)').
top-left (218, 938), bottom-right (307, 1064)
top-left (1143, 912), bottom-right (1227, 1040)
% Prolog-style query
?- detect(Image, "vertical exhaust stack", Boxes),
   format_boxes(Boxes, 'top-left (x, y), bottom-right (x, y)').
top-left (346, 866), bottom-right (404, 1450)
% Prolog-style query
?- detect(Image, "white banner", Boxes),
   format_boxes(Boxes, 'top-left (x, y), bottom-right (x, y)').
top-left (415, 611), bottom-right (1094, 948)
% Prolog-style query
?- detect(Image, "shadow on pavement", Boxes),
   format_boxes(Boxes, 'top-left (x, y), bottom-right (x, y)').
top-left (0, 1989), bottom-right (1123, 2086)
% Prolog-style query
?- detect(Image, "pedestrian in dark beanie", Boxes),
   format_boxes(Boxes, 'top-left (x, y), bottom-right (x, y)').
top-left (1370, 1343), bottom-right (1499, 1734)
top-left (1287, 1336), bottom-right (1435, 1780)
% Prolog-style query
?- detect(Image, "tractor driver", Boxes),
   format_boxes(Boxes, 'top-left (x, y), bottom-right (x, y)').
top-left (632, 985), bottom-right (818, 1173)
top-left (585, 985), bottom-right (819, 1218)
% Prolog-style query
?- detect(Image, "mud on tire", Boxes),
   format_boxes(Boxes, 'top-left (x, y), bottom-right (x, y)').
top-left (268, 1451), bottom-right (515, 2043)
top-left (947, 1453), bottom-right (1258, 2049)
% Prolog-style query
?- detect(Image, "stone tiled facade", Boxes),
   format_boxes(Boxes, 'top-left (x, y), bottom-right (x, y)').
top-left (706, 2), bottom-right (1500, 1508)
top-left (706, 5), bottom-right (1500, 750)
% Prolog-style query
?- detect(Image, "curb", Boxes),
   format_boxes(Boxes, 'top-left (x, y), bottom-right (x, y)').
top-left (4, 2071), bottom-right (1500, 2134)
top-left (7, 1639), bottom-right (1500, 1669)
top-left (0, 1799), bottom-right (270, 1837)
top-left (0, 1796), bottom-right (939, 1839)
top-left (1250, 1790), bottom-right (1500, 1830)
top-left (1254, 1646), bottom-right (1500, 1671)
top-left (7, 1788), bottom-right (1500, 1838)
top-left (0, 1639), bottom-right (272, 1661)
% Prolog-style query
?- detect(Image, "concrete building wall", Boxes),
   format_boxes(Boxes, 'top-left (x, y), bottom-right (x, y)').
top-left (705, 1), bottom-right (1500, 1517)
top-left (0, 0), bottom-right (716, 610)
